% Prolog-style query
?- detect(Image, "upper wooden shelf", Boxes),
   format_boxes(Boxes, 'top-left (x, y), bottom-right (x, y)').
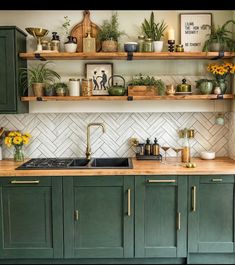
top-left (21, 94), bottom-right (235, 102)
top-left (19, 52), bottom-right (235, 60)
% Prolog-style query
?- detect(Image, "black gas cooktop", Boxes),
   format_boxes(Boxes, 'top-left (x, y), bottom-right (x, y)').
top-left (16, 158), bottom-right (74, 170)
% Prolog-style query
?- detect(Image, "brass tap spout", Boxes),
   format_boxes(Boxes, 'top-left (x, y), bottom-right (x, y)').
top-left (86, 123), bottom-right (106, 160)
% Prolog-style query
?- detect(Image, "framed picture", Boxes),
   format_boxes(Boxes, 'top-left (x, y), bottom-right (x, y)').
top-left (180, 13), bottom-right (212, 52)
top-left (85, 63), bottom-right (113, 95)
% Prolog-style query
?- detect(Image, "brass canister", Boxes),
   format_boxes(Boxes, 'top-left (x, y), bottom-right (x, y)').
top-left (81, 78), bottom-right (93, 96)
top-left (175, 44), bottom-right (184, 52)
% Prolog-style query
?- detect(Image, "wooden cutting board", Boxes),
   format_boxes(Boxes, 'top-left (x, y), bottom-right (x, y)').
top-left (70, 10), bottom-right (101, 52)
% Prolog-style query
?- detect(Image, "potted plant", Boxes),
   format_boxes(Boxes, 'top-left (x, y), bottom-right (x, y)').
top-left (203, 19), bottom-right (235, 52)
top-left (62, 16), bottom-right (77, 53)
top-left (128, 73), bottom-right (165, 96)
top-left (141, 11), bottom-right (168, 52)
top-left (55, 82), bottom-right (68, 96)
top-left (44, 83), bottom-right (56, 96)
top-left (19, 62), bottom-right (61, 97)
top-left (97, 12), bottom-right (125, 52)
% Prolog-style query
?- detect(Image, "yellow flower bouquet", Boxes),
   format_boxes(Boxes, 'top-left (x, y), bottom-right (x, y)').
top-left (207, 62), bottom-right (235, 94)
top-left (5, 131), bottom-right (31, 162)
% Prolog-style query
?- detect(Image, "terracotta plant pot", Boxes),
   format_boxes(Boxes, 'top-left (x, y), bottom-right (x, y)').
top-left (102, 40), bottom-right (118, 52)
top-left (32, 83), bottom-right (45, 97)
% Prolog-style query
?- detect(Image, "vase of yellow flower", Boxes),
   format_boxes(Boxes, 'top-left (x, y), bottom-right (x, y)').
top-left (207, 62), bottom-right (235, 94)
top-left (4, 131), bottom-right (31, 162)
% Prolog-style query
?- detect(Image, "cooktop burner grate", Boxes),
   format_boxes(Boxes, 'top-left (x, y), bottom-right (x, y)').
top-left (16, 158), bottom-right (74, 169)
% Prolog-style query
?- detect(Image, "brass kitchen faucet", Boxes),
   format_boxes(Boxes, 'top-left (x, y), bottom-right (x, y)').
top-left (86, 123), bottom-right (106, 160)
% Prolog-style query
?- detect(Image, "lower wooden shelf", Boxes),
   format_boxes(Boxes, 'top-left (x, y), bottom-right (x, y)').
top-left (21, 94), bottom-right (235, 101)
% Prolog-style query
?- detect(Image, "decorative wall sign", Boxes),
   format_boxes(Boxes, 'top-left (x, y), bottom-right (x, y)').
top-left (85, 63), bottom-right (113, 95)
top-left (180, 13), bottom-right (212, 52)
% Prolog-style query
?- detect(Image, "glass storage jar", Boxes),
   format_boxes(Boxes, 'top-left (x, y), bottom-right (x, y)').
top-left (143, 38), bottom-right (153, 52)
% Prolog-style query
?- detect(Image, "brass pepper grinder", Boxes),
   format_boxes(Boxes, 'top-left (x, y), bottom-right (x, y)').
top-left (152, 138), bottom-right (160, 155)
top-left (145, 138), bottom-right (151, 155)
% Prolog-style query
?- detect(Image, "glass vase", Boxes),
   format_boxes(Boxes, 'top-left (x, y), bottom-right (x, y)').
top-left (14, 145), bottom-right (24, 162)
top-left (216, 78), bottom-right (227, 94)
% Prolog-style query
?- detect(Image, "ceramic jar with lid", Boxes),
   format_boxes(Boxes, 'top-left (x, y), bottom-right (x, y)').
top-left (175, 44), bottom-right (184, 52)
top-left (68, 78), bottom-right (80, 96)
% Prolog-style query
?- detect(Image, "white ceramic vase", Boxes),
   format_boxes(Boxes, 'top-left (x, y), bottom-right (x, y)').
top-left (153, 41), bottom-right (164, 52)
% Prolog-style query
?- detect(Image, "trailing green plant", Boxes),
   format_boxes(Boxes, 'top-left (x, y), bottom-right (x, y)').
top-left (128, 73), bottom-right (165, 95)
top-left (19, 62), bottom-right (61, 95)
top-left (62, 16), bottom-right (71, 36)
top-left (203, 19), bottom-right (235, 52)
top-left (55, 82), bottom-right (68, 90)
top-left (141, 11), bottom-right (168, 41)
top-left (97, 12), bottom-right (125, 41)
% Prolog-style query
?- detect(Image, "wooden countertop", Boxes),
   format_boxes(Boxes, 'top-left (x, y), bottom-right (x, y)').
top-left (0, 157), bottom-right (234, 177)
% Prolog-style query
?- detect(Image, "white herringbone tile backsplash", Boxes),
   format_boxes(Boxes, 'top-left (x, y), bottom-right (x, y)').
top-left (0, 113), bottom-right (229, 159)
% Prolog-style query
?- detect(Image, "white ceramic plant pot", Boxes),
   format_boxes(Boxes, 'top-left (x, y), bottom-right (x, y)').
top-left (153, 41), bottom-right (164, 52)
top-left (64, 43), bottom-right (77, 53)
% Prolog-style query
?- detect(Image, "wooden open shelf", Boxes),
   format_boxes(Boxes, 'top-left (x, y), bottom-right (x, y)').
top-left (19, 52), bottom-right (235, 60)
top-left (21, 94), bottom-right (235, 102)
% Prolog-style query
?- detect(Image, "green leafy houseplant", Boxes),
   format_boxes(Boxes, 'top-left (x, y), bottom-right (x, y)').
top-left (55, 82), bottom-right (68, 96)
top-left (203, 19), bottom-right (235, 52)
top-left (97, 12), bottom-right (125, 52)
top-left (19, 61), bottom-right (61, 96)
top-left (128, 73), bottom-right (166, 95)
top-left (141, 11), bottom-right (168, 41)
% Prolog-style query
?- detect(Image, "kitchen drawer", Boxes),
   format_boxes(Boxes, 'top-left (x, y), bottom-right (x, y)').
top-left (199, 175), bottom-right (234, 184)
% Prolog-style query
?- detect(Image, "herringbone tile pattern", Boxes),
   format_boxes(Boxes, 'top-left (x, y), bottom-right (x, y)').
top-left (0, 113), bottom-right (229, 159)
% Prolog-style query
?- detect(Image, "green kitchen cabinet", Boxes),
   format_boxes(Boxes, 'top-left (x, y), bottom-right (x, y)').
top-left (188, 175), bottom-right (235, 253)
top-left (0, 26), bottom-right (28, 113)
top-left (0, 177), bottom-right (63, 259)
top-left (135, 175), bottom-right (187, 258)
top-left (63, 176), bottom-right (134, 259)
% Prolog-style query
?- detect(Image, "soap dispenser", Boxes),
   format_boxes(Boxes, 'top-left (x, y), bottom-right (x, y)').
top-left (152, 138), bottom-right (160, 155)
top-left (145, 138), bottom-right (151, 155)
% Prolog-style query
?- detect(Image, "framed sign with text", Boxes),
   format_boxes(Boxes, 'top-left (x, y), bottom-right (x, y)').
top-left (180, 13), bottom-right (212, 52)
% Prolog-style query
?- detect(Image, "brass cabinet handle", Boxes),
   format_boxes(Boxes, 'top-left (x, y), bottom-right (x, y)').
top-left (74, 210), bottom-right (79, 221)
top-left (192, 186), bottom-right (196, 212)
top-left (177, 212), bottom-right (181, 230)
top-left (212, 178), bottom-right (223, 182)
top-left (148, 180), bottom-right (176, 183)
top-left (127, 189), bottom-right (131, 216)
top-left (10, 180), bottom-right (40, 184)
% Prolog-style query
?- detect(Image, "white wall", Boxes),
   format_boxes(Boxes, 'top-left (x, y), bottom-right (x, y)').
top-left (0, 10), bottom-right (233, 113)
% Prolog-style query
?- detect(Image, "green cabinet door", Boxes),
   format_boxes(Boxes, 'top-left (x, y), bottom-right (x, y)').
top-left (135, 176), bottom-right (187, 258)
top-left (0, 26), bottom-right (28, 113)
top-left (188, 175), bottom-right (235, 253)
top-left (0, 177), bottom-right (63, 259)
top-left (63, 176), bottom-right (134, 258)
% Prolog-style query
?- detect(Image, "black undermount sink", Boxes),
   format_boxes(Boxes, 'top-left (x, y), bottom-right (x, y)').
top-left (90, 158), bottom-right (132, 168)
top-left (16, 157), bottom-right (133, 170)
top-left (69, 157), bottom-right (133, 169)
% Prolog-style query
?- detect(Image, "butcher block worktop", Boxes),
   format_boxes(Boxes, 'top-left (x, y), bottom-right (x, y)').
top-left (0, 157), bottom-right (234, 176)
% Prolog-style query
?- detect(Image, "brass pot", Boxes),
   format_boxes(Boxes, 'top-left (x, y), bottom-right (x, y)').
top-left (176, 79), bottom-right (191, 92)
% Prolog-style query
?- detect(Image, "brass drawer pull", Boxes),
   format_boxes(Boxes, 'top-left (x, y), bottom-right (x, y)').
top-left (127, 189), bottom-right (131, 216)
top-left (177, 212), bottom-right (181, 230)
top-left (192, 186), bottom-right (196, 212)
top-left (10, 180), bottom-right (40, 184)
top-left (148, 179), bottom-right (176, 183)
top-left (212, 178), bottom-right (223, 182)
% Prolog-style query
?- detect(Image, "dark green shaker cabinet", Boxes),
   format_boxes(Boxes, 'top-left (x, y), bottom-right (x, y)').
top-left (63, 176), bottom-right (134, 258)
top-left (0, 26), bottom-right (28, 113)
top-left (0, 177), bottom-right (63, 259)
top-left (135, 176), bottom-right (187, 258)
top-left (188, 175), bottom-right (235, 253)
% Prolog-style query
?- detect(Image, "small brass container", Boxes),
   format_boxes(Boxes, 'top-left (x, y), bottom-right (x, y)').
top-left (175, 44), bottom-right (184, 52)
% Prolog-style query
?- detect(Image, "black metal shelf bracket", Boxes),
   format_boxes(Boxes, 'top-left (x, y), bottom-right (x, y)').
top-left (34, 53), bottom-right (47, 61)
top-left (36, 97), bottom-right (43, 101)
top-left (211, 51), bottom-right (224, 60)
top-left (127, 96), bottom-right (133, 101)
top-left (127, 52), bottom-right (133, 61)
top-left (217, 94), bottom-right (224, 99)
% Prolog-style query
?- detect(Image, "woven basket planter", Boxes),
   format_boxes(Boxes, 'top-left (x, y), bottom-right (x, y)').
top-left (102, 40), bottom-right (118, 52)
